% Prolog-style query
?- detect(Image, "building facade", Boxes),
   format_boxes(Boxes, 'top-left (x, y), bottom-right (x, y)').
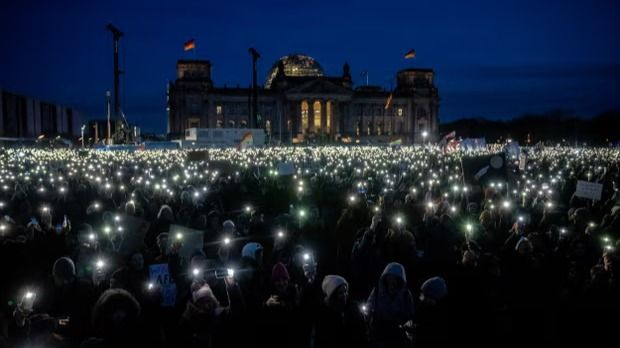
top-left (0, 90), bottom-right (82, 138)
top-left (167, 54), bottom-right (439, 144)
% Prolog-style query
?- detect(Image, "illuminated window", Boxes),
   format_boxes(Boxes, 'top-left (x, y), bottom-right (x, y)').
top-left (187, 118), bottom-right (200, 129)
top-left (216, 105), bottom-right (222, 115)
top-left (387, 120), bottom-right (392, 136)
top-left (301, 101), bottom-right (309, 133)
top-left (356, 120), bottom-right (361, 136)
top-left (397, 108), bottom-right (403, 117)
top-left (216, 120), bottom-right (223, 128)
top-left (287, 119), bottom-right (292, 132)
top-left (367, 121), bottom-right (372, 136)
top-left (377, 121), bottom-right (382, 136)
top-left (313, 101), bottom-right (321, 132)
top-left (240, 120), bottom-right (248, 128)
top-left (228, 120), bottom-right (236, 128)
top-left (326, 101), bottom-right (332, 133)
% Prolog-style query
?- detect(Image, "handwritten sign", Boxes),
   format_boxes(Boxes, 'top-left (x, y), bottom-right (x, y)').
top-left (575, 180), bottom-right (603, 201)
top-left (149, 263), bottom-right (177, 307)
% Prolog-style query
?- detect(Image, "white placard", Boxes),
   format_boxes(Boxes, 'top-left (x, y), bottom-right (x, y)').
top-left (575, 180), bottom-right (603, 201)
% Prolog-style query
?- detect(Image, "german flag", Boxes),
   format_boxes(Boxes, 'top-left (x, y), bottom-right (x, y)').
top-left (404, 49), bottom-right (416, 59)
top-left (184, 39), bottom-right (196, 51)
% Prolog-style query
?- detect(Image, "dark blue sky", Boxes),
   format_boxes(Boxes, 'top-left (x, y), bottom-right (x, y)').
top-left (2, 0), bottom-right (619, 133)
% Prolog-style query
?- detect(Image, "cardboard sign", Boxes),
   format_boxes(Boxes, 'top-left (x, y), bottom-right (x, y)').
top-left (167, 225), bottom-right (204, 262)
top-left (149, 263), bottom-right (177, 307)
top-left (575, 180), bottom-right (603, 201)
top-left (277, 162), bottom-right (295, 176)
top-left (117, 214), bottom-right (150, 256)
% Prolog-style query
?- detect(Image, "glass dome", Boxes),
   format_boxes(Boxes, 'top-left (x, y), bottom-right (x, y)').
top-left (264, 54), bottom-right (324, 89)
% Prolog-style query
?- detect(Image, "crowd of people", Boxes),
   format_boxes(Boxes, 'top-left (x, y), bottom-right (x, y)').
top-left (0, 145), bottom-right (619, 347)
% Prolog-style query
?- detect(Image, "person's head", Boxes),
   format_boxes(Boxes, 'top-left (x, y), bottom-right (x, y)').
top-left (52, 257), bottom-right (75, 288)
top-left (124, 201), bottom-right (136, 216)
top-left (156, 233), bottom-right (169, 255)
top-left (192, 284), bottom-right (220, 314)
top-left (467, 202), bottom-right (479, 216)
top-left (479, 210), bottom-right (493, 230)
top-left (322, 275), bottom-right (348, 311)
top-left (157, 205), bottom-right (174, 222)
top-left (222, 220), bottom-right (235, 234)
top-left (420, 276), bottom-right (448, 305)
top-left (91, 289), bottom-right (141, 341)
top-left (128, 252), bottom-right (144, 271)
top-left (242, 242), bottom-right (264, 266)
top-left (271, 262), bottom-right (290, 295)
top-left (515, 237), bottom-right (533, 257)
top-left (380, 262), bottom-right (406, 297)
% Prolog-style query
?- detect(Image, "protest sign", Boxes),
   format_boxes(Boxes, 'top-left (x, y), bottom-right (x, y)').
top-left (167, 225), bottom-right (204, 262)
top-left (117, 214), bottom-right (150, 256)
top-left (575, 180), bottom-right (603, 201)
top-left (149, 263), bottom-right (177, 307)
top-left (277, 162), bottom-right (295, 176)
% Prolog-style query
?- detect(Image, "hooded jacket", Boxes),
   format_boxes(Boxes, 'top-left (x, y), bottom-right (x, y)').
top-left (367, 262), bottom-right (415, 347)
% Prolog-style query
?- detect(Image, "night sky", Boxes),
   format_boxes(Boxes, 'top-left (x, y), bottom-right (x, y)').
top-left (2, 0), bottom-right (619, 133)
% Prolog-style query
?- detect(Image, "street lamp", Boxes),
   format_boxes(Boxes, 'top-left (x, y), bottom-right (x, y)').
top-left (422, 130), bottom-right (428, 145)
top-left (81, 125), bottom-right (86, 148)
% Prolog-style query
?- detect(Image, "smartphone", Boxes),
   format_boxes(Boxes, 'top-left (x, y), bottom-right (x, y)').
top-left (214, 268), bottom-right (235, 279)
top-left (20, 292), bottom-right (36, 312)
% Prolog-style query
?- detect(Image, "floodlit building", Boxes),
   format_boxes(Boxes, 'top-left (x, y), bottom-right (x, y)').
top-left (167, 54), bottom-right (439, 144)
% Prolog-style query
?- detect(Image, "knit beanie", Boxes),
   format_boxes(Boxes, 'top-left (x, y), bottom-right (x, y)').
top-left (421, 276), bottom-right (448, 300)
top-left (242, 242), bottom-right (263, 261)
top-left (271, 262), bottom-right (290, 282)
top-left (52, 257), bottom-right (76, 279)
top-left (321, 275), bottom-right (348, 301)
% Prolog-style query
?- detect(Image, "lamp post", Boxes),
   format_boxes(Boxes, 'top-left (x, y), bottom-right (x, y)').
top-left (81, 125), bottom-right (86, 148)
top-left (106, 90), bottom-right (112, 145)
top-left (422, 130), bottom-right (428, 145)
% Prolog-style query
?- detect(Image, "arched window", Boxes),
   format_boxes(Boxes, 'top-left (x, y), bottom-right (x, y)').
top-left (228, 120), bottom-right (236, 128)
top-left (301, 101), bottom-right (309, 133)
top-left (313, 101), bottom-right (321, 132)
top-left (265, 120), bottom-right (272, 136)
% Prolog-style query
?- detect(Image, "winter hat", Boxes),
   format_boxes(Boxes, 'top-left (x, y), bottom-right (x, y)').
top-left (222, 220), bottom-right (235, 230)
top-left (321, 275), bottom-right (348, 301)
top-left (381, 262), bottom-right (407, 283)
top-left (52, 257), bottom-right (76, 279)
top-left (192, 284), bottom-right (215, 303)
top-left (421, 276), bottom-right (448, 301)
top-left (271, 262), bottom-right (290, 282)
top-left (242, 242), bottom-right (263, 261)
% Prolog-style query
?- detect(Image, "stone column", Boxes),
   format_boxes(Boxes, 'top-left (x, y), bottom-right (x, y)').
top-left (321, 100), bottom-right (327, 136)
top-left (308, 100), bottom-right (314, 134)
